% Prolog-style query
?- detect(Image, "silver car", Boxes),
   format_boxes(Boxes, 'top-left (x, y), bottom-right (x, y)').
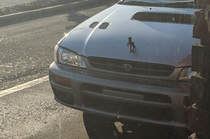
top-left (49, 0), bottom-right (198, 138)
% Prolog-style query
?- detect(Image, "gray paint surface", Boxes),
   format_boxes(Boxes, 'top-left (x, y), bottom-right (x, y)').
top-left (59, 4), bottom-right (199, 67)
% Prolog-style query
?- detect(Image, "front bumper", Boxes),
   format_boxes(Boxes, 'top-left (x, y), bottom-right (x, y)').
top-left (49, 62), bottom-right (190, 129)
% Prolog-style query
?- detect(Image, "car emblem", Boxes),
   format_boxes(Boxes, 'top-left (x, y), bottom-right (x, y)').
top-left (127, 37), bottom-right (136, 52)
top-left (122, 64), bottom-right (133, 72)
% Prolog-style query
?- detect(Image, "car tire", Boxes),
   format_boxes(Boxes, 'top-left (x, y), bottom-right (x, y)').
top-left (83, 112), bottom-right (120, 139)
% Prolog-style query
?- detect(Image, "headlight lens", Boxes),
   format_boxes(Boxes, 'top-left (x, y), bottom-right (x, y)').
top-left (55, 46), bottom-right (86, 68)
top-left (178, 67), bottom-right (197, 81)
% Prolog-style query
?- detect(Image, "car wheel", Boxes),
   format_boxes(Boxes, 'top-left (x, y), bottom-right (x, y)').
top-left (83, 112), bottom-right (120, 139)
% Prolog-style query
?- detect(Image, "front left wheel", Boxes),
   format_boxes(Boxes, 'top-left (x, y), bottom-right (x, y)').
top-left (83, 112), bottom-right (120, 139)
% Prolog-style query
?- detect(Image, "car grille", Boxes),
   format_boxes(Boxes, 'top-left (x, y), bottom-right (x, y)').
top-left (81, 84), bottom-right (172, 122)
top-left (88, 57), bottom-right (175, 77)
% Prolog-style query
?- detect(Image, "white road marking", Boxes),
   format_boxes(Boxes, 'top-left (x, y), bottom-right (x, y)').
top-left (0, 76), bottom-right (49, 98)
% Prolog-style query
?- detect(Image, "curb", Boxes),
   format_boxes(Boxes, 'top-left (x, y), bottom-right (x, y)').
top-left (0, 0), bottom-right (118, 27)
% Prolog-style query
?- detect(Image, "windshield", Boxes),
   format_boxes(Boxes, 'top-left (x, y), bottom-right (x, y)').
top-left (120, 0), bottom-right (195, 7)
top-left (122, 0), bottom-right (194, 3)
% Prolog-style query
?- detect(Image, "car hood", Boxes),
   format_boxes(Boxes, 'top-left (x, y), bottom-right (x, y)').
top-left (59, 4), bottom-right (199, 67)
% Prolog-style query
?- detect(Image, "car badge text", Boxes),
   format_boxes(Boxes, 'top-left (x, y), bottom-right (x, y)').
top-left (122, 64), bottom-right (133, 72)
top-left (127, 37), bottom-right (136, 52)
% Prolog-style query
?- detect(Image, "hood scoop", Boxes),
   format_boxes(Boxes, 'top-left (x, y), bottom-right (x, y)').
top-left (90, 22), bottom-right (99, 28)
top-left (89, 22), bottom-right (111, 29)
top-left (99, 22), bottom-right (110, 29)
top-left (131, 12), bottom-right (194, 24)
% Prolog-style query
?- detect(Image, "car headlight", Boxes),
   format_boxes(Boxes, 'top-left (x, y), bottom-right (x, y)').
top-left (54, 45), bottom-right (86, 68)
top-left (178, 67), bottom-right (197, 81)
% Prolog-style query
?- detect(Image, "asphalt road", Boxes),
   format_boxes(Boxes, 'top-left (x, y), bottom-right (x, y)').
top-left (0, 81), bottom-right (88, 139)
top-left (0, 0), bottom-right (36, 8)
top-left (0, 4), bottom-right (114, 91)
top-left (0, 4), bottom-right (112, 139)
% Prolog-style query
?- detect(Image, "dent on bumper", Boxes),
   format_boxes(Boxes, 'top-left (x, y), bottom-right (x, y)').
top-left (49, 62), bottom-right (189, 128)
